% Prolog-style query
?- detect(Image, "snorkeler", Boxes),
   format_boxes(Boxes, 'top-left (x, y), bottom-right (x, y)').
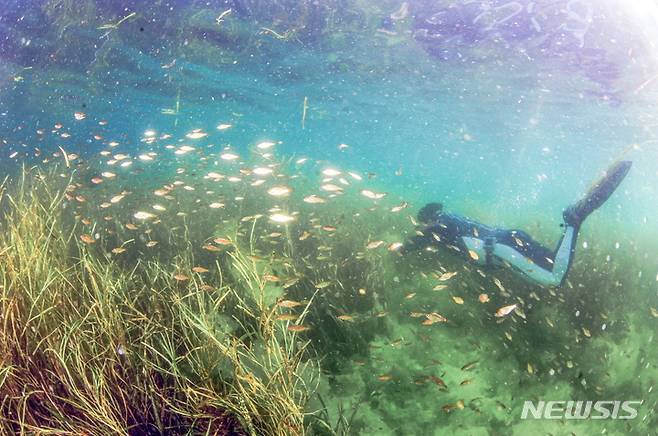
top-left (402, 160), bottom-right (632, 287)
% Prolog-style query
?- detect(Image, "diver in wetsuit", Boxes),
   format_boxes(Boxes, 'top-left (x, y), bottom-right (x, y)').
top-left (403, 161), bottom-right (632, 287)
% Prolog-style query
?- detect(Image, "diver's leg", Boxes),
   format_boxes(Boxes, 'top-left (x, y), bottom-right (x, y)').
top-left (490, 243), bottom-right (563, 287)
top-left (550, 225), bottom-right (579, 286)
top-left (490, 226), bottom-right (578, 287)
top-left (563, 160), bottom-right (631, 227)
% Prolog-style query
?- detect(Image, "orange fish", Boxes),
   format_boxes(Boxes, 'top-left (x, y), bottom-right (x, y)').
top-left (275, 314), bottom-right (298, 321)
top-left (277, 300), bottom-right (303, 309)
top-left (80, 234), bottom-right (95, 244)
top-left (428, 375), bottom-right (447, 389)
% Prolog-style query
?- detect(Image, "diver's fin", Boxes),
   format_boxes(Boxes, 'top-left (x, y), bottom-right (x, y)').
top-left (563, 160), bottom-right (632, 227)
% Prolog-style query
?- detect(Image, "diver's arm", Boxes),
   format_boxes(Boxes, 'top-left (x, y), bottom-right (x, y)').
top-left (400, 232), bottom-right (430, 254)
top-left (400, 225), bottom-right (439, 254)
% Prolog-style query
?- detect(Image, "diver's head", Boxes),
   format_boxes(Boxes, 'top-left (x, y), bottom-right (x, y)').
top-left (417, 202), bottom-right (443, 224)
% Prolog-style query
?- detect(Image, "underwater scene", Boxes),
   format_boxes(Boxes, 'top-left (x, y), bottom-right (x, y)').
top-left (0, 0), bottom-right (657, 434)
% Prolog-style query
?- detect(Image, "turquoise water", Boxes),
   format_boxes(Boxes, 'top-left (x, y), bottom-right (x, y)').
top-left (1, 1), bottom-right (657, 434)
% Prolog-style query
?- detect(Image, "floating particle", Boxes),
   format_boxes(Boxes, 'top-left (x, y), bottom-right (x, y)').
top-left (495, 304), bottom-right (517, 318)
